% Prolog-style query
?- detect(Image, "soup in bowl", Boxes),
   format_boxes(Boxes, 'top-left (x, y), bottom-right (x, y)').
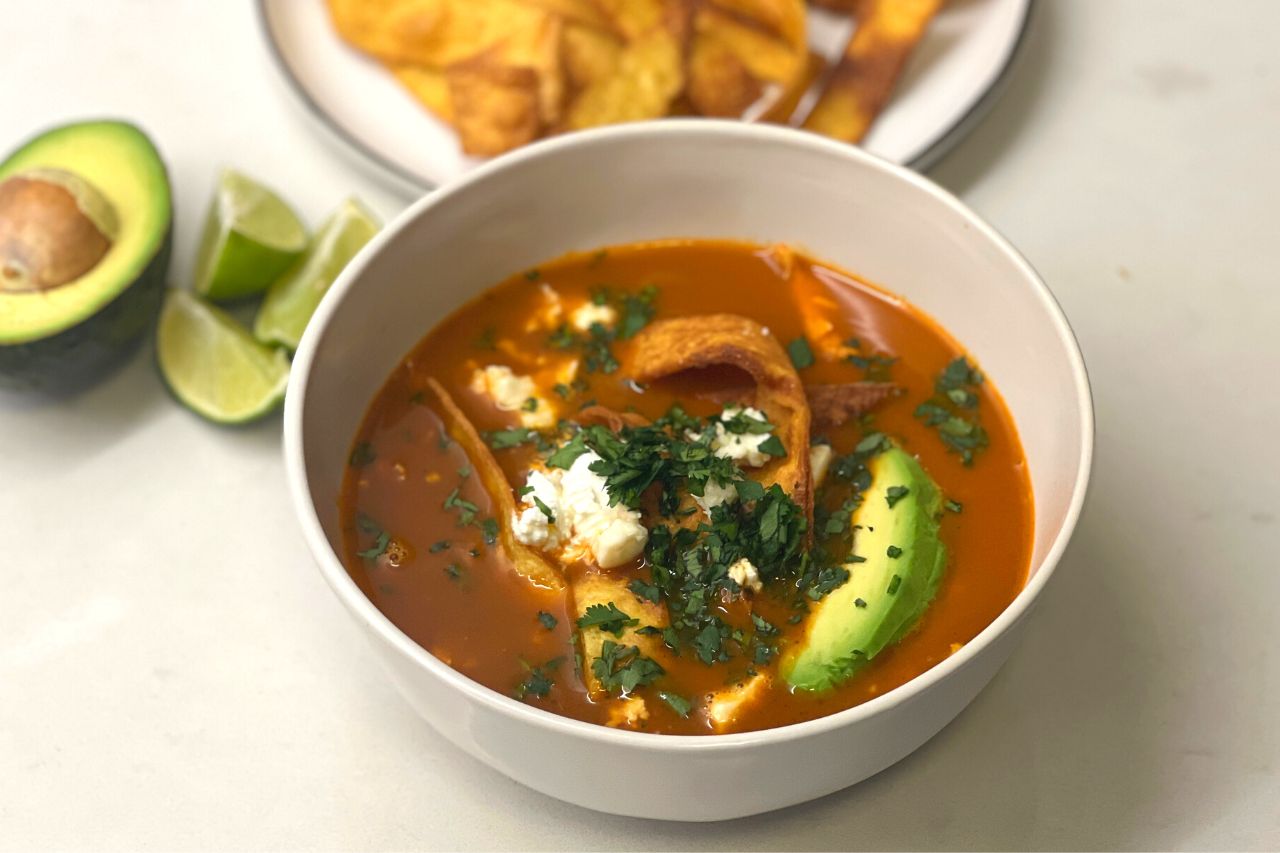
top-left (285, 121), bottom-right (1091, 819)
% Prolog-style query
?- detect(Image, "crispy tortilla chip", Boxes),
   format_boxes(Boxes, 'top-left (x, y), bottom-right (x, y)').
top-left (629, 314), bottom-right (813, 532)
top-left (562, 29), bottom-right (685, 130)
top-left (687, 30), bottom-right (763, 117)
top-left (802, 0), bottom-right (944, 142)
top-left (426, 379), bottom-right (564, 590)
top-left (571, 566), bottom-right (671, 704)
top-left (695, 5), bottom-right (806, 86)
top-left (710, 0), bottom-right (806, 47)
top-left (588, 0), bottom-right (667, 40)
top-left (562, 22), bottom-right (624, 91)
top-left (391, 65), bottom-right (454, 122)
top-left (329, 0), bottom-right (554, 67)
top-left (806, 382), bottom-right (899, 428)
top-left (522, 0), bottom-right (613, 29)
top-left (445, 57), bottom-right (543, 155)
top-left (576, 404), bottom-right (651, 432)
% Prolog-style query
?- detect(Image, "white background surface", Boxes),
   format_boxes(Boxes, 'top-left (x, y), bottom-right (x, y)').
top-left (2, 1), bottom-right (1277, 850)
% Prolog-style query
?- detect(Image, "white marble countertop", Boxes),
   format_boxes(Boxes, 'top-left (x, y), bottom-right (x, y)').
top-left (3, 1), bottom-right (1278, 849)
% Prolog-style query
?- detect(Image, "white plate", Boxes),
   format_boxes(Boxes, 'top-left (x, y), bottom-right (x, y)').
top-left (258, 0), bottom-right (1033, 194)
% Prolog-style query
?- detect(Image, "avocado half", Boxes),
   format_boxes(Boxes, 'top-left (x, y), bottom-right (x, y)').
top-left (0, 120), bottom-right (172, 390)
top-left (782, 447), bottom-right (948, 692)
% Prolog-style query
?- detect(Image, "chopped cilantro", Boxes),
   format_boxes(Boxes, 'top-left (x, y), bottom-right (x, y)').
top-left (887, 545), bottom-right (903, 559)
top-left (576, 602), bottom-right (638, 637)
top-left (348, 442), bottom-right (376, 467)
top-left (658, 691), bottom-right (692, 718)
top-left (357, 531), bottom-right (390, 561)
top-left (532, 495), bottom-right (555, 523)
top-left (757, 434), bottom-right (786, 457)
top-left (885, 485), bottom-right (910, 508)
top-left (474, 327), bottom-right (497, 350)
top-left (854, 597), bottom-right (867, 608)
top-left (457, 465), bottom-right (471, 478)
top-left (916, 357), bottom-right (989, 465)
top-left (545, 431), bottom-right (591, 469)
top-left (428, 539), bottom-right (451, 553)
top-left (521, 397), bottom-right (539, 413)
top-left (480, 517), bottom-right (499, 545)
top-left (485, 428), bottom-right (537, 449)
top-left (787, 336), bottom-right (815, 369)
top-left (628, 579), bottom-right (661, 604)
top-left (537, 611), bottom-right (558, 631)
top-left (887, 574), bottom-right (902, 595)
top-left (524, 268), bottom-right (541, 281)
top-left (553, 383), bottom-right (571, 399)
top-left (515, 656), bottom-right (564, 699)
top-left (945, 498), bottom-right (964, 514)
top-left (591, 641), bottom-right (664, 695)
top-left (444, 563), bottom-right (462, 581)
top-left (443, 488), bottom-right (479, 526)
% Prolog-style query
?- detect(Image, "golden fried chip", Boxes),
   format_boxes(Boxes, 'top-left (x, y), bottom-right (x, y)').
top-left (806, 383), bottom-right (899, 428)
top-left (426, 379), bottom-right (564, 590)
top-left (521, 0), bottom-right (613, 30)
top-left (803, 0), bottom-right (944, 142)
top-left (695, 5), bottom-right (806, 85)
top-left (629, 314), bottom-right (813, 534)
top-left (686, 30), bottom-right (763, 117)
top-left (326, 0), bottom-right (445, 64)
top-left (571, 566), bottom-right (672, 703)
top-left (446, 58), bottom-right (543, 155)
top-left (710, 0), bottom-right (807, 47)
top-left (562, 29), bottom-right (685, 130)
top-left (391, 65), bottom-right (454, 123)
top-left (588, 0), bottom-right (667, 40)
top-left (562, 22), bottom-right (624, 90)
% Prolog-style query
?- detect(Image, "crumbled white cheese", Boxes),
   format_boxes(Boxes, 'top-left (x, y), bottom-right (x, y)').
top-left (694, 477), bottom-right (739, 517)
top-left (706, 674), bottom-right (769, 732)
top-left (524, 283), bottom-right (564, 332)
top-left (607, 697), bottom-right (650, 729)
top-left (469, 364), bottom-right (555, 429)
top-left (697, 406), bottom-right (775, 468)
top-left (727, 557), bottom-right (763, 593)
top-left (810, 444), bottom-right (834, 488)
top-left (570, 301), bottom-right (617, 332)
top-left (512, 452), bottom-right (648, 569)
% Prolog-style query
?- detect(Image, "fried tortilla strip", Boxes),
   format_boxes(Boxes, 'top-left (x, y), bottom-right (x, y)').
top-left (629, 314), bottom-right (813, 532)
top-left (687, 29), bottom-right (763, 117)
top-left (521, 0), bottom-right (613, 29)
top-left (328, 0), bottom-right (553, 67)
top-left (576, 404), bottom-right (651, 432)
top-left (807, 383), bottom-right (899, 428)
top-left (572, 566), bottom-right (672, 710)
top-left (710, 0), bottom-right (806, 47)
top-left (562, 28), bottom-right (685, 130)
top-left (391, 65), bottom-right (454, 123)
top-left (561, 22), bottom-right (624, 91)
top-left (807, 0), bottom-right (862, 13)
top-left (695, 6), bottom-right (807, 89)
top-left (588, 0), bottom-right (670, 40)
top-left (445, 57), bottom-right (543, 156)
top-left (802, 0), bottom-right (944, 142)
top-left (425, 378), bottom-right (564, 590)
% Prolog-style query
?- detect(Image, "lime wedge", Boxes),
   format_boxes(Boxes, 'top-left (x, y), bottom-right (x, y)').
top-left (193, 169), bottom-right (308, 301)
top-left (156, 289), bottom-right (290, 424)
top-left (254, 198), bottom-right (380, 351)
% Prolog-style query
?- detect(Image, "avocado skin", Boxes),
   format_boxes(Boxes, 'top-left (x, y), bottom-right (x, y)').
top-left (0, 229), bottom-right (169, 391)
top-left (783, 447), bottom-right (948, 692)
top-left (0, 120), bottom-right (172, 391)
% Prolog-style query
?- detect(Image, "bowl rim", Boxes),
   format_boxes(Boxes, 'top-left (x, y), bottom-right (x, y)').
top-left (283, 119), bottom-right (1095, 751)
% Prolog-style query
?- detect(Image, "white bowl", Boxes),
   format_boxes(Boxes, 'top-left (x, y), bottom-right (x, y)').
top-left (284, 120), bottom-right (1093, 822)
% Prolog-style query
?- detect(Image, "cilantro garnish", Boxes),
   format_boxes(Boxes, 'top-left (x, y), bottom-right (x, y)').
top-left (348, 442), bottom-right (376, 467)
top-left (887, 574), bottom-right (902, 595)
top-left (480, 517), bottom-right (499, 545)
top-left (532, 495), bottom-right (555, 524)
top-left (591, 641), bottom-right (664, 695)
top-left (521, 397), bottom-right (539, 413)
top-left (444, 563), bottom-right (462, 581)
top-left (443, 488), bottom-right (479, 526)
top-left (576, 602), bottom-right (638, 637)
top-left (944, 498), bottom-right (964, 514)
top-left (537, 611), bottom-right (558, 631)
top-left (787, 336), bottom-right (815, 369)
top-left (515, 656), bottom-right (564, 699)
top-left (887, 545), bottom-right (903, 559)
top-left (428, 539), bottom-right (451, 553)
top-left (915, 357), bottom-right (989, 465)
top-left (474, 327), bottom-right (497, 350)
top-left (658, 691), bottom-right (692, 718)
top-left (628, 579), bottom-right (661, 604)
top-left (757, 434), bottom-right (786, 457)
top-left (523, 268), bottom-right (541, 281)
top-left (885, 485), bottom-right (910, 508)
top-left (854, 597), bottom-right (867, 608)
top-left (485, 428), bottom-right (538, 450)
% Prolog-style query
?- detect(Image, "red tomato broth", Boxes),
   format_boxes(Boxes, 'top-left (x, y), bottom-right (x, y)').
top-left (339, 240), bottom-right (1033, 735)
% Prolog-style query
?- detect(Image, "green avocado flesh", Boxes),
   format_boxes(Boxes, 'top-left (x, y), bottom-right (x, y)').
top-left (0, 120), bottom-right (172, 388)
top-left (782, 447), bottom-right (947, 692)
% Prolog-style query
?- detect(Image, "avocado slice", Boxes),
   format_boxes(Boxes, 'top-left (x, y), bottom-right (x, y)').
top-left (782, 447), bottom-right (947, 692)
top-left (0, 120), bottom-right (172, 389)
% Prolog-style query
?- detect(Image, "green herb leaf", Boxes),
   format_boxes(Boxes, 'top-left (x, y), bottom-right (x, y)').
top-left (885, 485), bottom-right (910, 508)
top-left (945, 498), bottom-right (964, 513)
top-left (485, 428), bottom-right (537, 449)
top-left (658, 691), bottom-right (692, 718)
top-left (429, 539), bottom-right (451, 553)
top-left (787, 336), bottom-right (815, 370)
top-left (886, 545), bottom-right (903, 559)
top-left (537, 611), bottom-right (558, 630)
top-left (348, 442), bottom-right (376, 467)
top-left (887, 574), bottom-right (902, 595)
top-left (757, 434), bottom-right (786, 457)
top-left (532, 495), bottom-right (556, 524)
top-left (576, 602), bottom-right (638, 637)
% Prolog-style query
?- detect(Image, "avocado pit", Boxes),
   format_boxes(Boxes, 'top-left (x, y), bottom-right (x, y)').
top-left (0, 168), bottom-right (119, 293)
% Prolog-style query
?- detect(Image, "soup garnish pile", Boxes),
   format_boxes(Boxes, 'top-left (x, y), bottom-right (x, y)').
top-left (340, 240), bottom-right (1033, 735)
